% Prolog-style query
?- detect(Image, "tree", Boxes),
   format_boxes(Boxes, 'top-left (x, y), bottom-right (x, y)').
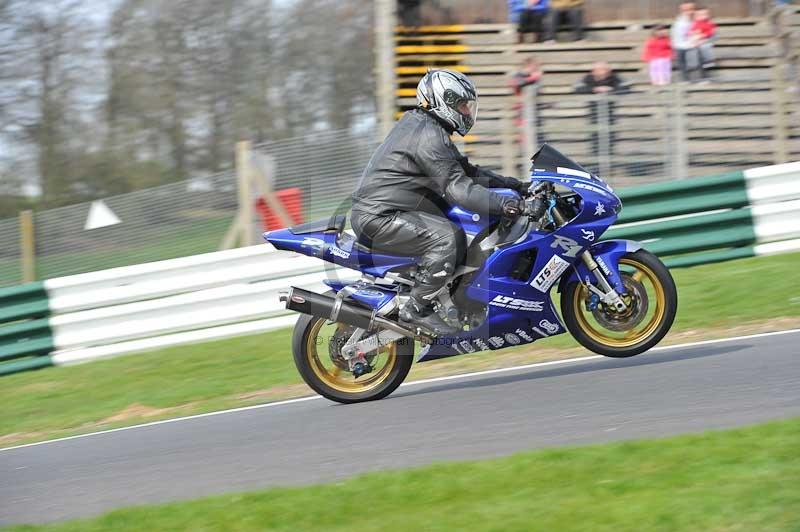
top-left (0, 0), bottom-right (378, 207)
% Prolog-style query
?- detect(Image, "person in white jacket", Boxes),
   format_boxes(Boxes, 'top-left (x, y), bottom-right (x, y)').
top-left (671, 3), bottom-right (698, 82)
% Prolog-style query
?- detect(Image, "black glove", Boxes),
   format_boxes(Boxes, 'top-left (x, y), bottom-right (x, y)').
top-left (508, 179), bottom-right (529, 196)
top-left (501, 199), bottom-right (523, 219)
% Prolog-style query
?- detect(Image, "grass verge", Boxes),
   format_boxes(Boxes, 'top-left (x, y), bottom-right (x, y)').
top-left (6, 418), bottom-right (800, 531)
top-left (2, 252), bottom-right (800, 447)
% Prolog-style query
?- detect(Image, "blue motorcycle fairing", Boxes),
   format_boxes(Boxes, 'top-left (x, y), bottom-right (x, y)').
top-left (558, 239), bottom-right (643, 294)
top-left (447, 188), bottom-right (518, 235)
top-left (265, 227), bottom-right (418, 278)
top-left (418, 172), bottom-right (626, 361)
top-left (416, 301), bottom-right (566, 361)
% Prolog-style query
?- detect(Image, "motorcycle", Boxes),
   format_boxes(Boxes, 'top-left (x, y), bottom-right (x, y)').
top-left (265, 145), bottom-right (677, 403)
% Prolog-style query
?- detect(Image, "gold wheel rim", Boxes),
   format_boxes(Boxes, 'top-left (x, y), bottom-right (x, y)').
top-left (573, 258), bottom-right (666, 348)
top-left (306, 319), bottom-right (398, 393)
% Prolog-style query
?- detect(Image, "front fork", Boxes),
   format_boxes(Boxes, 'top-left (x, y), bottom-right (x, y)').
top-left (551, 205), bottom-right (628, 313)
top-left (579, 252), bottom-right (628, 312)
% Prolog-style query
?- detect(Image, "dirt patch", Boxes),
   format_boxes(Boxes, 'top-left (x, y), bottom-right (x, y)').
top-left (0, 431), bottom-right (46, 447)
top-left (235, 384), bottom-right (310, 402)
top-left (661, 318), bottom-right (800, 345)
top-left (88, 402), bottom-right (203, 428)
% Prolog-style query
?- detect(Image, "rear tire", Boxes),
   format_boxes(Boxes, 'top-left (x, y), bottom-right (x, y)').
top-left (561, 249), bottom-right (677, 358)
top-left (292, 311), bottom-right (414, 404)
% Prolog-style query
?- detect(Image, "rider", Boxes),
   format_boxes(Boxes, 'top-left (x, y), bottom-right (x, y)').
top-left (351, 69), bottom-right (527, 336)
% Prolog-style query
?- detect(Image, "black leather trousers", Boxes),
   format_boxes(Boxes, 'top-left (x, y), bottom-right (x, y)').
top-left (352, 209), bottom-right (466, 302)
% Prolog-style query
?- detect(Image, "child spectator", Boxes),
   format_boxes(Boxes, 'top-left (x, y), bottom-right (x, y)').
top-left (510, 57), bottom-right (545, 145)
top-left (642, 25), bottom-right (673, 85)
top-left (671, 2), bottom-right (696, 81)
top-left (510, 56), bottom-right (543, 93)
top-left (690, 7), bottom-right (717, 71)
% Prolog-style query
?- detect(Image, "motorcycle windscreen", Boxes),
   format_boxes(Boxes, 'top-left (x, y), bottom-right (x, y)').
top-left (530, 143), bottom-right (596, 181)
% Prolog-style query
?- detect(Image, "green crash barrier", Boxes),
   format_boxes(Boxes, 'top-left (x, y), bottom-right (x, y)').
top-left (616, 172), bottom-right (748, 224)
top-left (609, 170), bottom-right (762, 267)
top-left (0, 355), bottom-right (54, 377)
top-left (663, 247), bottom-right (756, 269)
top-left (0, 282), bottom-right (50, 324)
top-left (607, 207), bottom-right (758, 257)
top-left (0, 318), bottom-right (54, 361)
top-left (0, 282), bottom-right (54, 368)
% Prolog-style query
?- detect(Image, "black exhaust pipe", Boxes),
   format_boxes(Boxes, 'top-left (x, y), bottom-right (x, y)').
top-left (281, 287), bottom-right (375, 330)
top-left (280, 287), bottom-right (423, 339)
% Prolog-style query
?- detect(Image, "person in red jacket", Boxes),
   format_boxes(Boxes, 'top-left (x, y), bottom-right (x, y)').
top-left (690, 7), bottom-right (717, 71)
top-left (642, 25), bottom-right (674, 85)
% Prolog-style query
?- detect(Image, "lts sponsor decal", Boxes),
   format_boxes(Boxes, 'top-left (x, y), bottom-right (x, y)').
top-left (489, 295), bottom-right (544, 312)
top-left (531, 254), bottom-right (570, 292)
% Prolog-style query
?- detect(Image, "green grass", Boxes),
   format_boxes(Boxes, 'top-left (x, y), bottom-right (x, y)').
top-left (2, 252), bottom-right (800, 446)
top-left (6, 418), bottom-right (800, 531)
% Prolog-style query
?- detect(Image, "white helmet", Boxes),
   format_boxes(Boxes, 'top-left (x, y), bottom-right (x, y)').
top-left (416, 69), bottom-right (479, 136)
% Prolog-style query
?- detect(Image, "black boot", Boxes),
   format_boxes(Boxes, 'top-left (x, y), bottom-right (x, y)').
top-left (399, 298), bottom-right (460, 337)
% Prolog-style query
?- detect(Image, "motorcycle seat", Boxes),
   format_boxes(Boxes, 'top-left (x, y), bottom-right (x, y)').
top-left (288, 214), bottom-right (346, 235)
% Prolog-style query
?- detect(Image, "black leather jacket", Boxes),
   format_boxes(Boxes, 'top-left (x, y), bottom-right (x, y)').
top-left (352, 108), bottom-right (519, 218)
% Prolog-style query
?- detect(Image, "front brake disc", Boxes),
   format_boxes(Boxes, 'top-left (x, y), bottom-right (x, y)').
top-left (592, 273), bottom-right (649, 332)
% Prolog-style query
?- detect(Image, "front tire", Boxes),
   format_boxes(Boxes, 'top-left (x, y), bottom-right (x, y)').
top-left (292, 311), bottom-right (414, 404)
top-left (561, 249), bottom-right (677, 358)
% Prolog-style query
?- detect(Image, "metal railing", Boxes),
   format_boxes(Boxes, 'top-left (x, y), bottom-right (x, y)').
top-left (517, 79), bottom-right (798, 189)
top-left (0, 171), bottom-right (237, 287)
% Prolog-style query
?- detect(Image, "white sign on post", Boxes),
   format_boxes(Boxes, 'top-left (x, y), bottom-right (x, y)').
top-left (84, 200), bottom-right (121, 230)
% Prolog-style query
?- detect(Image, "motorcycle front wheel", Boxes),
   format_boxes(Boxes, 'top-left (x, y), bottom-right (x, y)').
top-left (560, 249), bottom-right (677, 358)
top-left (292, 311), bottom-right (414, 404)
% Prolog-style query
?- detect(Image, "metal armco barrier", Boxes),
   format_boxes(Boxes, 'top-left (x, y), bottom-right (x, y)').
top-left (608, 161), bottom-right (800, 267)
top-left (2, 162), bottom-right (799, 376)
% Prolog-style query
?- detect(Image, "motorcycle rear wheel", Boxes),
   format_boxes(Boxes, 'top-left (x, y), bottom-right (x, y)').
top-left (560, 249), bottom-right (677, 358)
top-left (292, 311), bottom-right (414, 404)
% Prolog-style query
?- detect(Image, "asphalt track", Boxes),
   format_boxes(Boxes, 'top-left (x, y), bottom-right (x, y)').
top-left (2, 329), bottom-right (799, 526)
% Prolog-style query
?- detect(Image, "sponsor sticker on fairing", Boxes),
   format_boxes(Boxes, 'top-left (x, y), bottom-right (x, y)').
top-left (596, 256), bottom-right (612, 276)
top-left (489, 295), bottom-right (544, 312)
top-left (530, 255), bottom-right (570, 292)
top-left (328, 246), bottom-right (351, 259)
top-left (539, 320), bottom-right (560, 334)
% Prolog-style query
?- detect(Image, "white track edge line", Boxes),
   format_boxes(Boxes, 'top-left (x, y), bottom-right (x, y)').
top-left (2, 327), bottom-right (799, 453)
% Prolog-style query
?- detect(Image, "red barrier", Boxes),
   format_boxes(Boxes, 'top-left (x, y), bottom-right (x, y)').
top-left (256, 188), bottom-right (304, 230)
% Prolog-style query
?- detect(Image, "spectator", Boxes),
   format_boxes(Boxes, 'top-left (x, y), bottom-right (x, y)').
top-left (518, 0), bottom-right (549, 44)
top-left (642, 25), bottom-right (674, 86)
top-left (575, 61), bottom-right (628, 94)
top-left (510, 57), bottom-right (545, 146)
top-left (575, 62), bottom-right (628, 159)
top-left (690, 7), bottom-right (717, 73)
top-left (510, 56), bottom-right (543, 94)
top-left (398, 0), bottom-right (421, 28)
top-left (508, 0), bottom-right (524, 24)
top-left (544, 0), bottom-right (585, 43)
top-left (671, 2), bottom-right (708, 82)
